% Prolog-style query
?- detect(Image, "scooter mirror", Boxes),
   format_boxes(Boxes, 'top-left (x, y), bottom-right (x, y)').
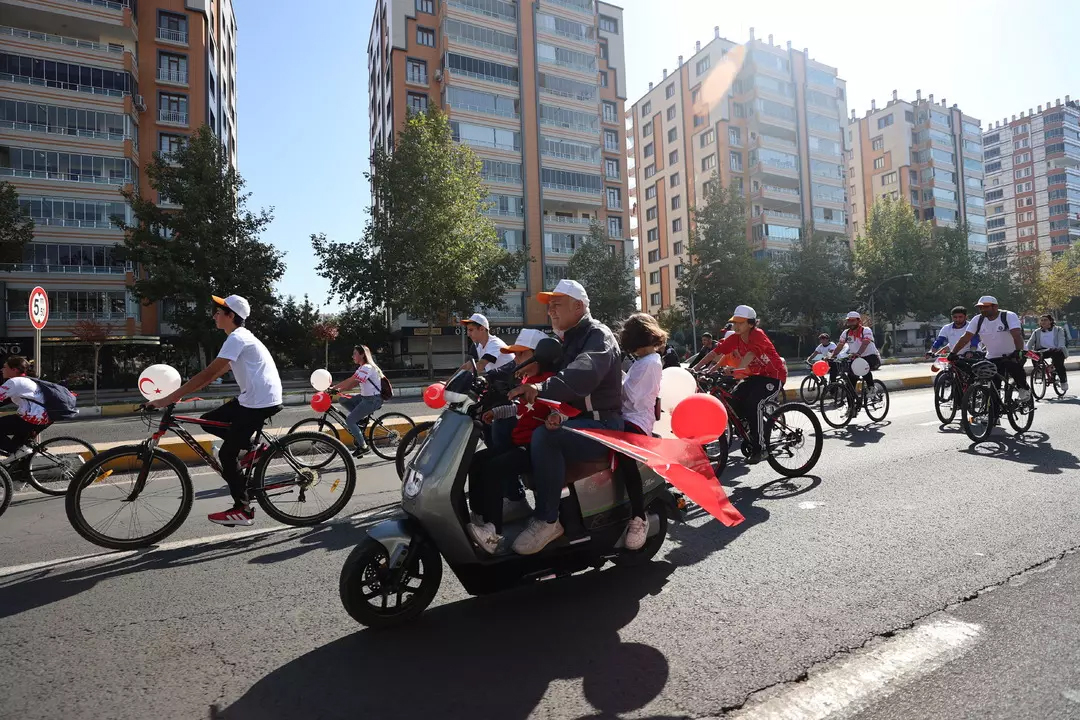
top-left (533, 336), bottom-right (563, 367)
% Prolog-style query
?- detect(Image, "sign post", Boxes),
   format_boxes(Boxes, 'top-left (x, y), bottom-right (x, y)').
top-left (28, 286), bottom-right (48, 377)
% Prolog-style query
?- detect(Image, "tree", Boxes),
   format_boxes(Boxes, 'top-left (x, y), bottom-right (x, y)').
top-left (72, 319), bottom-right (112, 406)
top-left (0, 180), bottom-right (34, 264)
top-left (115, 125), bottom-right (285, 364)
top-left (262, 294), bottom-right (321, 370)
top-left (312, 107), bottom-right (526, 378)
top-left (565, 222), bottom-right (636, 327)
top-left (773, 230), bottom-right (855, 353)
top-left (1036, 245), bottom-right (1080, 315)
top-left (313, 320), bottom-right (339, 370)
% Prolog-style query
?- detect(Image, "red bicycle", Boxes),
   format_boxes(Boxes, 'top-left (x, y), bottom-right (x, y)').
top-left (1028, 350), bottom-right (1067, 399)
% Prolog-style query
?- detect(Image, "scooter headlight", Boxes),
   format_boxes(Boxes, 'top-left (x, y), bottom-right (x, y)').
top-left (403, 467), bottom-right (425, 498)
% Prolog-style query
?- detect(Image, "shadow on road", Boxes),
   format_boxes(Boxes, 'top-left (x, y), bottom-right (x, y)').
top-left (962, 431), bottom-right (1080, 476)
top-left (221, 562), bottom-right (682, 720)
top-left (824, 420), bottom-right (891, 448)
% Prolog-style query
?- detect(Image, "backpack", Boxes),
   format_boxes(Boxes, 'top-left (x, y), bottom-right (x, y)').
top-left (661, 345), bottom-right (682, 369)
top-left (975, 311), bottom-right (1012, 336)
top-left (30, 379), bottom-right (79, 420)
top-left (367, 375), bottom-right (394, 401)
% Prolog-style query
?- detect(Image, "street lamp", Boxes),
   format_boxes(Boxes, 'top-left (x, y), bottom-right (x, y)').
top-left (867, 272), bottom-right (914, 346)
top-left (687, 259), bottom-right (723, 353)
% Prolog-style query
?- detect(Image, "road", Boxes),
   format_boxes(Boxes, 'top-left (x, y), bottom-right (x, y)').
top-left (2, 388), bottom-right (1080, 719)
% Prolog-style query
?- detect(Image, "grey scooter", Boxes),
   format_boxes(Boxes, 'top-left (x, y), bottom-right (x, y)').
top-left (339, 338), bottom-right (684, 628)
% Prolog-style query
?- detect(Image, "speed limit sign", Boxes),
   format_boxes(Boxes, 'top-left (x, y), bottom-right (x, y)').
top-left (28, 286), bottom-right (49, 330)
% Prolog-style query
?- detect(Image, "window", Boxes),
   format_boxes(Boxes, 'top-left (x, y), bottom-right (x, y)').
top-left (605, 158), bottom-right (620, 179)
top-left (1014, 167), bottom-right (1032, 179)
top-left (986, 189), bottom-right (1004, 201)
top-left (539, 167), bottom-right (601, 192)
top-left (881, 171), bottom-right (898, 185)
top-left (601, 101), bottom-right (618, 124)
top-left (667, 106), bottom-right (676, 121)
top-left (598, 42), bottom-right (608, 60)
top-left (158, 11), bottom-right (188, 41)
top-left (416, 0), bottom-right (434, 12)
top-left (646, 207), bottom-right (658, 221)
top-left (703, 179), bottom-right (716, 196)
top-left (642, 121), bottom-right (652, 137)
top-left (647, 228), bottom-right (659, 242)
top-left (1014, 137), bottom-right (1029, 150)
top-left (872, 137), bottom-right (884, 151)
top-left (693, 114), bottom-right (707, 128)
top-left (669, 172), bottom-right (680, 187)
top-left (666, 84), bottom-right (675, 99)
top-left (877, 114), bottom-right (894, 130)
top-left (672, 218), bottom-right (683, 232)
top-left (599, 71), bottom-right (608, 88)
top-left (406, 58), bottom-right (427, 84)
top-left (608, 216), bottom-right (622, 237)
top-left (701, 154), bottom-right (716, 171)
top-left (606, 187), bottom-right (622, 209)
top-left (671, 195), bottom-right (681, 210)
top-left (649, 292), bottom-right (661, 306)
top-left (645, 185), bottom-right (657, 200)
top-left (416, 27), bottom-right (435, 46)
top-left (696, 56), bottom-right (711, 75)
top-left (692, 88), bottom-right (701, 104)
top-left (159, 92), bottom-right (188, 121)
top-left (873, 157), bottom-right (885, 169)
top-left (641, 102), bottom-right (651, 117)
top-left (407, 92), bottom-right (428, 113)
top-left (673, 241), bottom-right (683, 254)
top-left (729, 151), bottom-right (743, 172)
top-left (449, 53), bottom-right (520, 85)
top-left (986, 161), bottom-right (1002, 173)
top-left (643, 143), bottom-right (654, 158)
top-left (159, 133), bottom-right (185, 156)
top-left (604, 129), bottom-right (619, 151)
top-left (668, 150), bottom-right (678, 165)
top-left (599, 15), bottom-right (619, 33)
top-left (647, 250), bottom-right (659, 263)
top-left (668, 127), bottom-right (678, 143)
top-left (699, 129), bottom-right (716, 147)
top-left (1015, 181), bottom-right (1032, 193)
top-left (729, 127), bottom-right (741, 146)
top-left (644, 165), bottom-right (656, 179)
top-left (649, 270), bottom-right (660, 284)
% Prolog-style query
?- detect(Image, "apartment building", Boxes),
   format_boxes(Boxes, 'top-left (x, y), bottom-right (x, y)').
top-left (367, 0), bottom-right (630, 367)
top-left (849, 90), bottom-right (986, 249)
top-left (627, 29), bottom-right (848, 314)
top-left (0, 0), bottom-right (238, 348)
top-left (982, 97), bottom-right (1080, 271)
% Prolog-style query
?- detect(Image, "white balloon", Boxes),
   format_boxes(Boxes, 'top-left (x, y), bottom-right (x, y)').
top-left (138, 364), bottom-right (182, 401)
top-left (310, 368), bottom-right (333, 392)
top-left (851, 357), bottom-right (870, 377)
top-left (659, 366), bottom-right (697, 411)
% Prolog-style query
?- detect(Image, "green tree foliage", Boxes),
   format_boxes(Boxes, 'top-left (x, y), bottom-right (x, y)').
top-left (772, 231), bottom-right (855, 350)
top-left (852, 197), bottom-right (931, 330)
top-left (0, 180), bottom-right (34, 264)
top-left (565, 222), bottom-right (636, 327)
top-left (115, 125), bottom-right (284, 363)
top-left (312, 108), bottom-right (526, 377)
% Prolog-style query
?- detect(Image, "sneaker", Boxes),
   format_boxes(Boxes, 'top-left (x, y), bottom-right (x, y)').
top-left (625, 516), bottom-right (648, 551)
top-left (1016, 389), bottom-right (1032, 405)
top-left (512, 518), bottom-right (564, 555)
top-left (208, 506), bottom-right (255, 527)
top-left (352, 446), bottom-right (369, 459)
top-left (503, 498), bottom-right (533, 523)
top-left (1061, 381), bottom-right (1069, 394)
top-left (466, 522), bottom-right (501, 554)
top-left (745, 451), bottom-right (767, 465)
top-left (469, 510), bottom-right (484, 526)
top-left (239, 443), bottom-right (269, 470)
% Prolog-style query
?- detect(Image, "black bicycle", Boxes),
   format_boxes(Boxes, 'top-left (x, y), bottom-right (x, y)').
top-left (66, 403), bottom-right (357, 549)
top-left (289, 390), bottom-right (415, 461)
top-left (799, 361), bottom-right (829, 404)
top-left (931, 351), bottom-right (983, 425)
top-left (818, 358), bottom-right (890, 428)
top-left (0, 464), bottom-right (11, 518)
top-left (959, 358), bottom-right (1035, 441)
top-left (1, 434), bottom-right (98, 496)
top-left (1028, 350), bottom-right (1067, 399)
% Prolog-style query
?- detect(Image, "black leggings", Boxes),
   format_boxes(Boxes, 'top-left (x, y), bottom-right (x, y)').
top-left (1040, 349), bottom-right (1068, 382)
top-left (469, 446), bottom-right (531, 533)
top-left (201, 400), bottom-right (283, 507)
top-left (0, 414), bottom-right (47, 454)
top-left (731, 376), bottom-right (781, 451)
top-left (621, 422), bottom-right (648, 521)
top-left (992, 356), bottom-right (1028, 391)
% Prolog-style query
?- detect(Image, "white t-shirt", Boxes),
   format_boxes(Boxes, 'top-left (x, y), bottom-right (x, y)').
top-left (812, 342), bottom-right (837, 359)
top-left (353, 364), bottom-right (381, 397)
top-left (1036, 329), bottom-right (1063, 350)
top-left (938, 323), bottom-right (979, 353)
top-left (622, 352), bottom-right (662, 435)
top-left (965, 311), bottom-right (1020, 359)
top-left (476, 336), bottom-right (515, 373)
top-left (0, 376), bottom-right (49, 425)
top-left (217, 327), bottom-right (283, 408)
top-left (722, 330), bottom-right (736, 340)
top-left (839, 326), bottom-right (877, 357)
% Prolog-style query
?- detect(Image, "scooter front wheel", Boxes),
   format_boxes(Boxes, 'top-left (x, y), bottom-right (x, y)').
top-left (340, 537), bottom-right (442, 628)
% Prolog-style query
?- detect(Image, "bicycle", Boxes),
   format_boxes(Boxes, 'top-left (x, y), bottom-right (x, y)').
top-left (696, 371), bottom-right (823, 478)
top-left (395, 420), bottom-right (435, 480)
top-left (930, 351), bottom-right (983, 425)
top-left (289, 390), bottom-right (416, 461)
top-left (799, 361), bottom-right (828, 404)
top-left (1, 433), bottom-right (97, 496)
top-left (818, 358), bottom-right (890, 428)
top-left (0, 464), bottom-right (11, 518)
top-left (1028, 350), bottom-right (1067, 399)
top-left (65, 402), bottom-right (357, 550)
top-left (959, 357), bottom-right (1035, 441)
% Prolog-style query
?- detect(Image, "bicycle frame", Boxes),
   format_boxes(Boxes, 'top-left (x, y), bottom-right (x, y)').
top-left (1027, 351), bottom-right (1057, 382)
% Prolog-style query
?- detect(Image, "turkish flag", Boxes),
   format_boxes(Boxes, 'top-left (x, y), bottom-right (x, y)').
top-left (565, 428), bottom-right (744, 527)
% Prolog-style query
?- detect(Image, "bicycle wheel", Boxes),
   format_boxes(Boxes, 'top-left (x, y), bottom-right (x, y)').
top-left (864, 381), bottom-right (890, 422)
top-left (934, 371), bottom-right (957, 425)
top-left (288, 416), bottom-right (342, 440)
top-left (252, 431), bottom-right (357, 526)
top-left (764, 403), bottom-right (823, 477)
top-left (367, 412), bottom-right (415, 461)
top-left (1006, 384), bottom-right (1035, 434)
top-left (819, 381), bottom-right (856, 428)
top-left (959, 384), bottom-right (997, 442)
top-left (66, 446), bottom-right (193, 550)
top-left (27, 436), bottom-right (97, 496)
top-left (1053, 371), bottom-right (1067, 397)
top-left (703, 431), bottom-right (730, 477)
top-left (0, 464), bottom-right (11, 518)
top-left (396, 420), bottom-right (434, 480)
top-left (799, 375), bottom-right (822, 405)
top-left (1030, 363), bottom-right (1047, 399)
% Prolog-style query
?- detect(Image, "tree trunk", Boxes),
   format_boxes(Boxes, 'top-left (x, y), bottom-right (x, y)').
top-left (427, 319), bottom-right (435, 380)
top-left (93, 344), bottom-right (100, 406)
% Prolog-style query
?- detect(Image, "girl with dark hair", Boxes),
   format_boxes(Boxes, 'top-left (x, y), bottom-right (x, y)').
top-left (0, 356), bottom-right (50, 454)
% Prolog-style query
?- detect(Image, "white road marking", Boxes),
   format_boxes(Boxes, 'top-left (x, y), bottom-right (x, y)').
top-left (728, 617), bottom-right (982, 719)
top-left (798, 501), bottom-right (825, 510)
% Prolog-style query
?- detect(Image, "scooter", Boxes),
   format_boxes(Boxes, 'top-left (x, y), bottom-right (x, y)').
top-left (339, 338), bottom-right (684, 628)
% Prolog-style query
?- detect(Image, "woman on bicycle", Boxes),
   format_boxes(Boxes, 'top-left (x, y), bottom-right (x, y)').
top-left (331, 345), bottom-right (386, 458)
top-left (1026, 314), bottom-right (1069, 394)
top-left (0, 356), bottom-right (50, 455)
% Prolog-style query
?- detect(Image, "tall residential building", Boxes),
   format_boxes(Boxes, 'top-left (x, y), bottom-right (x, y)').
top-left (848, 90), bottom-right (986, 249)
top-left (0, 0), bottom-right (238, 347)
top-left (628, 28), bottom-right (848, 314)
top-left (368, 0), bottom-right (630, 368)
top-left (982, 97), bottom-right (1080, 270)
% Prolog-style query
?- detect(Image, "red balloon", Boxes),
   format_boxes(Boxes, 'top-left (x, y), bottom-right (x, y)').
top-left (812, 360), bottom-right (829, 378)
top-left (671, 393), bottom-right (729, 441)
top-left (424, 382), bottom-right (447, 409)
top-left (310, 392), bottom-right (332, 413)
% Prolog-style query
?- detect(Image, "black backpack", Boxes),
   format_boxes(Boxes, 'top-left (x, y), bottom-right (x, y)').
top-left (661, 344), bottom-right (682, 369)
top-left (975, 311), bottom-right (1013, 335)
top-left (30, 379), bottom-right (79, 420)
top-left (367, 375), bottom-right (394, 401)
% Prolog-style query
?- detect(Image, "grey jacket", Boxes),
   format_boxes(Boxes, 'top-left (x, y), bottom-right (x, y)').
top-left (1026, 326), bottom-right (1069, 354)
top-left (540, 314), bottom-right (624, 416)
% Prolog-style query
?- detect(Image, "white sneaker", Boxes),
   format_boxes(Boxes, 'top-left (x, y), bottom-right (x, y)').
top-left (503, 498), bottom-right (532, 523)
top-left (512, 518), bottom-right (564, 555)
top-left (469, 511), bottom-right (484, 526)
top-left (466, 522), bottom-right (501, 555)
top-left (625, 516), bottom-right (648, 551)
top-left (1061, 382), bottom-right (1069, 394)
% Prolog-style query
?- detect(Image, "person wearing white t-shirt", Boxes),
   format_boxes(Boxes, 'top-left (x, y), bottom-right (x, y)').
top-left (151, 294), bottom-right (283, 527)
top-left (928, 306), bottom-right (982, 358)
top-left (806, 333), bottom-right (837, 364)
top-left (459, 313), bottom-right (515, 374)
top-left (1026, 313), bottom-right (1069, 392)
top-left (331, 344), bottom-right (386, 457)
top-left (951, 295), bottom-right (1030, 401)
top-left (830, 311), bottom-right (881, 394)
top-left (0, 356), bottom-right (51, 455)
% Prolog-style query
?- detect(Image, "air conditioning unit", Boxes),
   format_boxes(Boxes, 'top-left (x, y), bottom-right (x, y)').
top-left (434, 69), bottom-right (444, 83)
top-left (133, 94), bottom-right (146, 111)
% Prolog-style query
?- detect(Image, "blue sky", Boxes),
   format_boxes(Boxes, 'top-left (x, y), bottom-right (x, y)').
top-left (236, 0), bottom-right (1079, 311)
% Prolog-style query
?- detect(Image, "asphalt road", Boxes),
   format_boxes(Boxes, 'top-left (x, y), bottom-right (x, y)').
top-left (2, 387), bottom-right (1080, 719)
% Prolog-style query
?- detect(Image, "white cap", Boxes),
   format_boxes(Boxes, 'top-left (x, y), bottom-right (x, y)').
top-left (212, 294), bottom-right (251, 320)
top-left (845, 311), bottom-right (862, 320)
top-left (502, 328), bottom-right (546, 353)
top-left (728, 304), bottom-right (757, 321)
top-left (459, 312), bottom-right (490, 330)
top-left (538, 279), bottom-right (589, 309)
top-left (975, 295), bottom-right (998, 306)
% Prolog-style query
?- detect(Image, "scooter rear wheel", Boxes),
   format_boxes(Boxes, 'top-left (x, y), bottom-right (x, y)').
top-left (340, 537), bottom-right (442, 628)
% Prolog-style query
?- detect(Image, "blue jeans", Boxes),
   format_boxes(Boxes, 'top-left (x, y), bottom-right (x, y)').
top-left (529, 415), bottom-right (624, 523)
top-left (340, 395), bottom-right (383, 450)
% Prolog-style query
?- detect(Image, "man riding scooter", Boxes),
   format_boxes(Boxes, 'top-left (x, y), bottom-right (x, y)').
top-left (508, 279), bottom-right (624, 555)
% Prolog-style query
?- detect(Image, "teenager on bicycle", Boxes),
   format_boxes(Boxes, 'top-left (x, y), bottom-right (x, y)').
top-left (150, 294), bottom-right (283, 527)
top-left (1026, 314), bottom-right (1069, 393)
top-left (0, 356), bottom-right (50, 456)
top-left (806, 333), bottom-right (836, 365)
top-left (830, 311), bottom-right (881, 397)
top-left (330, 345), bottom-right (386, 458)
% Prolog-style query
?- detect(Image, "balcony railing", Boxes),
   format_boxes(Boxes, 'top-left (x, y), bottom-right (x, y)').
top-left (0, 168), bottom-right (129, 186)
top-left (0, 120), bottom-right (127, 143)
top-left (544, 215), bottom-right (592, 226)
top-left (157, 68), bottom-right (188, 84)
top-left (485, 308), bottom-right (523, 321)
top-left (0, 72), bottom-right (126, 98)
top-left (606, 199), bottom-right (623, 210)
top-left (7, 310), bottom-right (133, 322)
top-left (539, 86), bottom-right (595, 103)
top-left (539, 56), bottom-right (597, 75)
top-left (485, 208), bottom-right (524, 217)
top-left (68, 0), bottom-right (132, 11)
top-left (0, 263), bottom-right (128, 275)
top-left (542, 181), bottom-right (601, 194)
top-left (446, 0), bottom-right (517, 23)
top-left (540, 118), bottom-right (599, 135)
top-left (23, 217), bottom-right (119, 230)
top-left (156, 27), bottom-right (188, 44)
top-left (757, 209), bottom-right (802, 221)
top-left (158, 110), bottom-right (188, 124)
top-left (0, 25), bottom-right (126, 55)
top-left (448, 101), bottom-right (517, 120)
top-left (543, 0), bottom-right (595, 14)
top-left (451, 68), bottom-right (518, 87)
top-left (756, 184), bottom-right (800, 197)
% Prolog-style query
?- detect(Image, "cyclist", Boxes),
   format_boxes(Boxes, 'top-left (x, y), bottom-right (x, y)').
top-left (927, 306), bottom-right (981, 359)
top-left (830, 311), bottom-right (881, 398)
top-left (330, 345), bottom-right (386, 458)
top-left (686, 332), bottom-right (715, 368)
top-left (459, 313), bottom-right (514, 374)
top-left (806, 333), bottom-right (836, 365)
top-left (0, 356), bottom-right (50, 456)
top-left (950, 295), bottom-right (1031, 403)
top-left (150, 294), bottom-right (283, 527)
top-left (710, 305), bottom-right (786, 464)
top-left (1026, 313), bottom-right (1069, 393)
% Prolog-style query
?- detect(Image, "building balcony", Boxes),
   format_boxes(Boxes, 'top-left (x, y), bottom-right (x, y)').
top-left (156, 68), bottom-right (188, 85)
top-left (449, 68), bottom-right (519, 89)
top-left (544, 215), bottom-right (594, 228)
top-left (0, 25), bottom-right (129, 62)
top-left (156, 26), bottom-right (188, 45)
top-left (754, 209), bottom-right (802, 225)
top-left (537, 57), bottom-right (598, 83)
top-left (444, 0), bottom-right (517, 29)
top-left (7, 310), bottom-right (134, 323)
top-left (752, 132), bottom-right (797, 152)
top-left (539, 0), bottom-right (596, 20)
top-left (541, 182), bottom-right (602, 205)
top-left (158, 110), bottom-right (188, 125)
top-left (0, 119), bottom-right (128, 145)
top-left (540, 117), bottom-right (600, 137)
top-left (0, 167), bottom-right (131, 187)
top-left (445, 33), bottom-right (517, 62)
top-left (0, 263), bottom-right (128, 276)
top-left (752, 183), bottom-right (801, 206)
top-left (751, 111), bottom-right (797, 134)
top-left (0, 72), bottom-right (126, 100)
top-left (751, 160), bottom-right (799, 180)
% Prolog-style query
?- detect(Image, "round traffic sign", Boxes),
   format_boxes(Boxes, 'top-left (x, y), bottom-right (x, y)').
top-left (29, 286), bottom-right (49, 330)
